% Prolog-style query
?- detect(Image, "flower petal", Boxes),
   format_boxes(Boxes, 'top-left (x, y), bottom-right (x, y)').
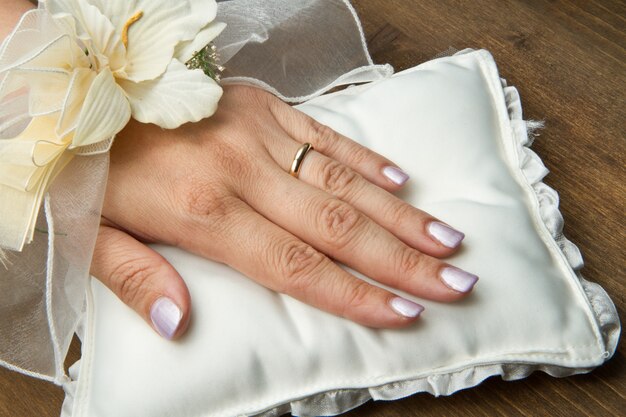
top-left (75, 0), bottom-right (126, 72)
top-left (90, 0), bottom-right (218, 82)
top-left (40, 0), bottom-right (79, 18)
top-left (87, 0), bottom-right (217, 39)
top-left (39, 0), bottom-right (80, 39)
top-left (57, 68), bottom-right (96, 138)
top-left (71, 68), bottom-right (130, 147)
top-left (74, 0), bottom-right (136, 33)
top-left (119, 58), bottom-right (222, 129)
top-left (175, 21), bottom-right (226, 63)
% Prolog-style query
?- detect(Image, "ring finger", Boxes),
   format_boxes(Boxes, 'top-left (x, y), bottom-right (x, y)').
top-left (268, 137), bottom-right (466, 258)
top-left (238, 148), bottom-right (479, 301)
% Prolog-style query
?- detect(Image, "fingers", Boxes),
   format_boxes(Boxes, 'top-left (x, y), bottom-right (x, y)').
top-left (239, 165), bottom-right (478, 303)
top-left (268, 98), bottom-right (410, 191)
top-left (278, 143), bottom-right (464, 257)
top-left (184, 200), bottom-right (425, 328)
top-left (91, 224), bottom-right (191, 340)
top-left (266, 101), bottom-right (466, 256)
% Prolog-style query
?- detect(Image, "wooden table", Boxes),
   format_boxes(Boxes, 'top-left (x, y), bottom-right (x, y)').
top-left (1, 1), bottom-right (624, 416)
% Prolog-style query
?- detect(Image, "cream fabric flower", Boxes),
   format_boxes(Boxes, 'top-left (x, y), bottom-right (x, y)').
top-left (0, 0), bottom-right (224, 251)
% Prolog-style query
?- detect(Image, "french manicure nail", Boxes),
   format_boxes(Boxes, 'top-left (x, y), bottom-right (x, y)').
top-left (441, 267), bottom-right (479, 293)
top-left (389, 296), bottom-right (425, 318)
top-left (428, 221), bottom-right (465, 248)
top-left (383, 166), bottom-right (410, 185)
top-left (150, 297), bottom-right (182, 340)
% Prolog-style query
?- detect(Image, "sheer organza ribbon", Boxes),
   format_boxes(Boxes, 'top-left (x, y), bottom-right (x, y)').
top-left (1, 0), bottom-right (224, 254)
top-left (0, 0), bottom-right (393, 383)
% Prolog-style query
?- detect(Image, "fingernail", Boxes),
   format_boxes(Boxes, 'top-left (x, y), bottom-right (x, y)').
top-left (383, 166), bottom-right (409, 185)
top-left (389, 296), bottom-right (425, 318)
top-left (150, 297), bottom-right (182, 340)
top-left (428, 221), bottom-right (465, 248)
top-left (441, 267), bottom-right (479, 293)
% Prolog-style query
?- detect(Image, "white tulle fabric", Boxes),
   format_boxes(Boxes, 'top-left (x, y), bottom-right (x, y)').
top-left (0, 0), bottom-right (391, 383)
top-left (214, 0), bottom-right (393, 101)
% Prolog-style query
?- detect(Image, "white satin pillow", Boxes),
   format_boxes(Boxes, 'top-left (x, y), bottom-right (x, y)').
top-left (62, 50), bottom-right (619, 417)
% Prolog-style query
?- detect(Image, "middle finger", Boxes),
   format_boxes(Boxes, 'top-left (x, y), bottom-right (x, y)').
top-left (284, 143), bottom-right (465, 258)
top-left (238, 155), bottom-right (478, 301)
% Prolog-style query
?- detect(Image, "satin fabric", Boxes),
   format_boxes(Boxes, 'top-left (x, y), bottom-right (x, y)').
top-left (61, 50), bottom-right (619, 417)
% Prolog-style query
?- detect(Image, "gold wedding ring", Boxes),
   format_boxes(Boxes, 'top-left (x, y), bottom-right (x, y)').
top-left (289, 143), bottom-right (314, 178)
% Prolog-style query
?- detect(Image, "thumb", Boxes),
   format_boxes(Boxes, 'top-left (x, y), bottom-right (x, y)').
top-left (90, 224), bottom-right (191, 340)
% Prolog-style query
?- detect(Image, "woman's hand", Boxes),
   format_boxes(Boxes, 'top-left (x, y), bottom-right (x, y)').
top-left (91, 85), bottom-right (478, 339)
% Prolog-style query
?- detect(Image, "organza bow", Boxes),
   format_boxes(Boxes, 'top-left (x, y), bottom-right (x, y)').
top-left (0, 0), bottom-right (224, 252)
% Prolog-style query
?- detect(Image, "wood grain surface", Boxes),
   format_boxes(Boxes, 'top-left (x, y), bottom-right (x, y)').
top-left (0, 0), bottom-right (624, 416)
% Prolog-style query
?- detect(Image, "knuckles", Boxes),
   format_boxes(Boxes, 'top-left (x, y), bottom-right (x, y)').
top-left (348, 144), bottom-right (372, 167)
top-left (180, 180), bottom-right (232, 217)
top-left (309, 120), bottom-right (337, 147)
top-left (384, 198), bottom-right (416, 230)
top-left (321, 160), bottom-right (360, 199)
top-left (178, 180), bottom-right (242, 236)
top-left (109, 257), bottom-right (163, 308)
top-left (208, 140), bottom-right (255, 186)
top-left (340, 279), bottom-right (374, 318)
top-left (272, 239), bottom-right (326, 293)
top-left (316, 198), bottom-right (362, 249)
top-left (395, 246), bottom-right (425, 279)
